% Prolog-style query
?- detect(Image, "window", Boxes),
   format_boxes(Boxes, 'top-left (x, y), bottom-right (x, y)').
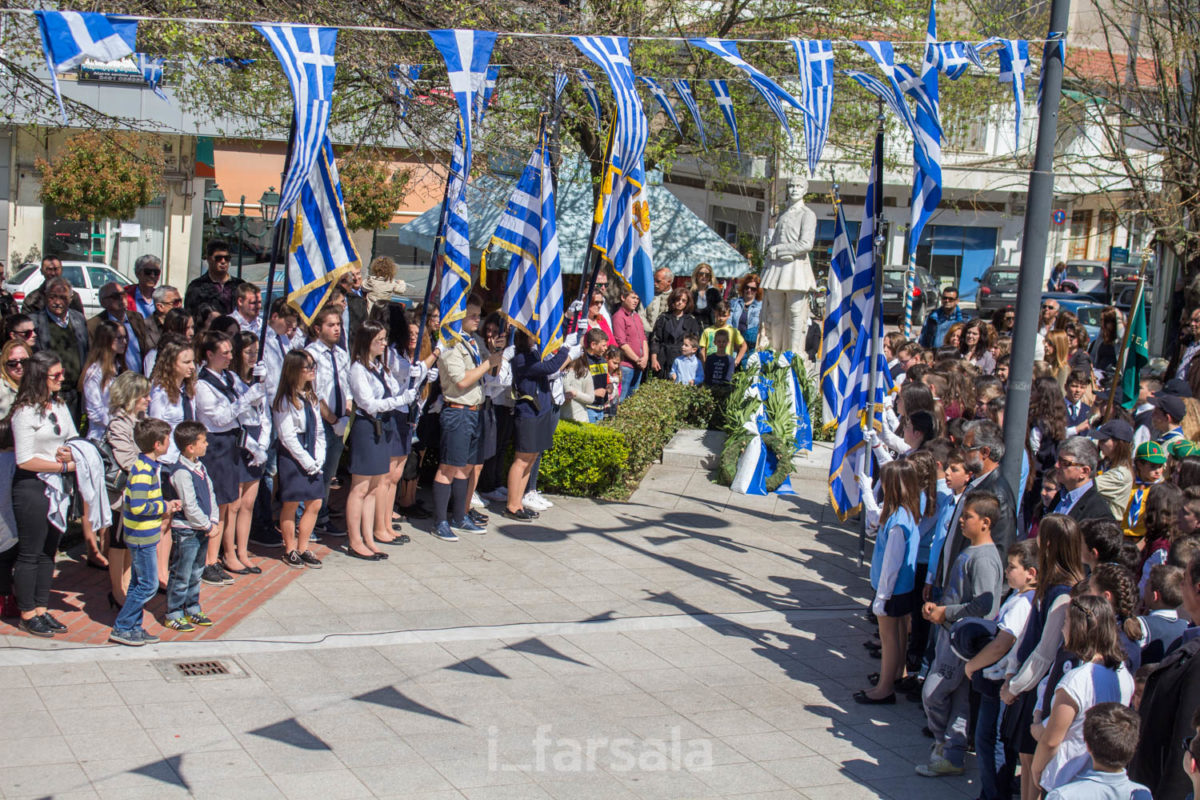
top-left (1069, 209), bottom-right (1093, 260)
top-left (87, 266), bottom-right (112, 289)
top-left (909, 225), bottom-right (999, 299)
top-left (60, 265), bottom-right (85, 291)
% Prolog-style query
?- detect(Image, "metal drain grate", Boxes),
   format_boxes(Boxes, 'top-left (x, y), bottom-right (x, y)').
top-left (174, 660), bottom-right (230, 677)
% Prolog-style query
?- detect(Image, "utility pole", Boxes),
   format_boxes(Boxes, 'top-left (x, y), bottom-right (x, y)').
top-left (1000, 3), bottom-right (1071, 498)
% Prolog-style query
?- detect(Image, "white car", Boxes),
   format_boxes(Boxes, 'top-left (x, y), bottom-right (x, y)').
top-left (4, 260), bottom-right (132, 316)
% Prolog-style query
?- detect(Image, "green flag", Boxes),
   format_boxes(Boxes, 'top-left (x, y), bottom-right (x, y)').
top-left (1120, 280), bottom-right (1148, 410)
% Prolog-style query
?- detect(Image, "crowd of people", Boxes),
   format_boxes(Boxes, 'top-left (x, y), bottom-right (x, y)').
top-left (0, 246), bottom-right (770, 648)
top-left (863, 285), bottom-right (1200, 799)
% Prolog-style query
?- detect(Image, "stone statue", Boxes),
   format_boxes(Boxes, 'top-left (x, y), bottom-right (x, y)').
top-left (760, 176), bottom-right (818, 356)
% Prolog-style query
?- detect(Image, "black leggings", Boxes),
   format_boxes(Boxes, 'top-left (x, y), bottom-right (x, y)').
top-left (12, 470), bottom-right (61, 612)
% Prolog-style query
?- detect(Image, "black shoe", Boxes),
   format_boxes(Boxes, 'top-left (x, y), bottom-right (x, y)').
top-left (345, 548), bottom-right (380, 561)
top-left (895, 675), bottom-right (921, 693)
top-left (502, 507), bottom-right (539, 522)
top-left (282, 550), bottom-right (305, 569)
top-left (220, 561), bottom-right (252, 576)
top-left (371, 551), bottom-right (389, 561)
top-left (18, 615), bottom-right (55, 638)
top-left (378, 535), bottom-right (408, 546)
top-left (216, 565), bottom-right (235, 585)
top-left (299, 551), bottom-right (322, 569)
top-left (467, 509), bottom-right (489, 526)
top-left (852, 690), bottom-right (895, 705)
top-left (201, 565), bottom-right (227, 586)
top-left (40, 613), bottom-right (67, 633)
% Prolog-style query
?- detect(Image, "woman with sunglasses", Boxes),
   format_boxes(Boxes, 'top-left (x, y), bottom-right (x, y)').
top-left (0, 338), bottom-right (27, 616)
top-left (3, 313), bottom-right (36, 348)
top-left (650, 287), bottom-right (701, 378)
top-left (728, 274), bottom-right (763, 349)
top-left (8, 351), bottom-right (75, 637)
top-left (0, 338), bottom-right (30, 418)
top-left (690, 264), bottom-right (722, 328)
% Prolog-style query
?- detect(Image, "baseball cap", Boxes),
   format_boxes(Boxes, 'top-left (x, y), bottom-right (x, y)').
top-left (1136, 440), bottom-right (1167, 465)
top-left (949, 617), bottom-right (999, 662)
top-left (1159, 378), bottom-right (1194, 398)
top-left (1093, 419), bottom-right (1133, 442)
top-left (1152, 394), bottom-right (1187, 421)
top-left (1168, 440), bottom-right (1200, 459)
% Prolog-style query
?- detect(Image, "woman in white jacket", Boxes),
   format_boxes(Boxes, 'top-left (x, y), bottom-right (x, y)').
top-left (559, 354), bottom-right (595, 423)
top-left (272, 350), bottom-right (326, 569)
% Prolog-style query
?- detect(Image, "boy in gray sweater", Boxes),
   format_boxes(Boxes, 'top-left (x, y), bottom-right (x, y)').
top-left (163, 422), bottom-right (220, 633)
top-left (917, 490), bottom-right (1005, 777)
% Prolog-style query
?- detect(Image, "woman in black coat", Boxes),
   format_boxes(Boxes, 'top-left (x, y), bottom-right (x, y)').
top-left (651, 288), bottom-right (702, 378)
top-left (690, 263), bottom-right (722, 327)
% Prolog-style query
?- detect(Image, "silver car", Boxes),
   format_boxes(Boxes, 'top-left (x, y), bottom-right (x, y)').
top-left (1064, 260), bottom-right (1109, 302)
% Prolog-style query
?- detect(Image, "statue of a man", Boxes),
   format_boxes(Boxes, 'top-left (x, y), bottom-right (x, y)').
top-left (760, 176), bottom-right (818, 356)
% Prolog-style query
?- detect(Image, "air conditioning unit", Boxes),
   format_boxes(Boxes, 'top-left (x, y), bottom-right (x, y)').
top-left (740, 155), bottom-right (768, 180)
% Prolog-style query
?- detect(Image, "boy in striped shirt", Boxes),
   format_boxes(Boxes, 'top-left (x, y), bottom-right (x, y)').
top-left (110, 418), bottom-right (182, 647)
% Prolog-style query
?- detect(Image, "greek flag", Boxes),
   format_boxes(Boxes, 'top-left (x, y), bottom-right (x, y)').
top-left (554, 71), bottom-right (568, 100)
top-left (578, 69), bottom-right (604, 125)
top-left (996, 40), bottom-right (1031, 148)
top-left (1037, 35), bottom-right (1066, 109)
top-left (638, 76), bottom-right (684, 138)
top-left (928, 41), bottom-right (975, 79)
top-left (689, 38), bottom-right (802, 141)
top-left (491, 128), bottom-right (565, 359)
top-left (285, 136), bottom-right (361, 325)
top-left (254, 25), bottom-right (339, 227)
top-left (474, 65), bottom-right (501, 124)
top-left (908, 0), bottom-right (943, 264)
top-left (136, 53), bottom-right (168, 103)
top-left (820, 200), bottom-right (857, 426)
top-left (572, 36), bottom-right (655, 306)
top-left (672, 79), bottom-right (708, 148)
top-left (34, 11), bottom-right (138, 122)
top-left (390, 64), bottom-right (423, 117)
top-left (792, 39), bottom-right (834, 177)
top-left (429, 29), bottom-right (498, 345)
top-left (709, 79), bottom-right (740, 153)
top-left (842, 69), bottom-right (913, 129)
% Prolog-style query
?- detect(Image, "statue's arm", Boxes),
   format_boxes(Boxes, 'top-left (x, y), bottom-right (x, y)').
top-left (768, 208), bottom-right (817, 260)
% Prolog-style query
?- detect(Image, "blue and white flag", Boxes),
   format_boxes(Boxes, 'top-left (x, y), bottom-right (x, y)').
top-left (390, 64), bottom-right (423, 117)
top-left (572, 36), bottom-right (654, 306)
top-left (996, 39), bottom-right (1031, 148)
top-left (285, 136), bottom-right (361, 325)
top-left (429, 29), bottom-right (498, 344)
top-left (136, 53), bottom-right (168, 103)
top-left (638, 76), bottom-right (684, 138)
top-left (672, 79), bottom-right (708, 148)
top-left (490, 128), bottom-right (565, 359)
top-left (1036, 35), bottom-right (1066, 110)
top-left (928, 41), bottom-right (975, 79)
top-left (792, 39), bottom-right (834, 177)
top-left (34, 11), bottom-right (137, 122)
top-left (842, 69), bottom-right (913, 129)
top-left (709, 79), bottom-right (740, 154)
top-left (821, 199), bottom-right (858, 426)
top-left (689, 37), bottom-right (802, 141)
top-left (254, 25), bottom-right (338, 228)
top-left (554, 71), bottom-right (568, 101)
top-left (474, 65), bottom-right (501, 125)
top-left (578, 69), bottom-right (604, 125)
top-left (908, 2), bottom-right (943, 265)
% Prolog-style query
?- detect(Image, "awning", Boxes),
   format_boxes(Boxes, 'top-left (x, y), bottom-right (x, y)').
top-left (393, 158), bottom-right (751, 277)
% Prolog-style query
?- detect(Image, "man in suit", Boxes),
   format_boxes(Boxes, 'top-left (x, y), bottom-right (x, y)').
top-left (932, 419), bottom-right (1017, 592)
top-left (88, 282), bottom-right (148, 375)
top-left (1050, 436), bottom-right (1116, 523)
top-left (21, 255), bottom-right (84, 314)
top-left (142, 284), bottom-right (181, 354)
top-left (1064, 369), bottom-right (1093, 436)
top-left (32, 277), bottom-right (89, 423)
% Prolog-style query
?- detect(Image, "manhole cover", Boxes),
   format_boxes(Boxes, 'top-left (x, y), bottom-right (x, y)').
top-left (155, 657), bottom-right (248, 682)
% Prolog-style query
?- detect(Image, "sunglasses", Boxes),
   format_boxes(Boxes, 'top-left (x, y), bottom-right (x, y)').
top-left (1057, 459), bottom-right (1082, 469)
top-left (48, 411), bottom-right (61, 436)
top-left (5, 358), bottom-right (26, 370)
top-left (211, 254), bottom-right (231, 262)
top-left (142, 268), bottom-right (161, 276)
top-left (12, 329), bottom-right (33, 340)
top-left (745, 285), bottom-right (759, 291)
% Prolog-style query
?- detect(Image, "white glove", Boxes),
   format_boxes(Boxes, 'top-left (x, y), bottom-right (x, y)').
top-left (425, 367), bottom-right (438, 383)
top-left (864, 428), bottom-right (883, 450)
top-left (567, 344), bottom-right (583, 361)
top-left (567, 299), bottom-right (584, 317)
top-left (305, 461), bottom-right (322, 476)
top-left (871, 596), bottom-right (887, 617)
top-left (241, 382), bottom-right (266, 405)
top-left (247, 445), bottom-right (266, 468)
top-left (566, 331), bottom-right (583, 348)
top-left (410, 361), bottom-right (428, 384)
top-left (252, 361), bottom-right (267, 380)
top-left (502, 345), bottom-right (516, 362)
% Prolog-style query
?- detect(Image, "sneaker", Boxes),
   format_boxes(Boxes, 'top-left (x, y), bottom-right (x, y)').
top-left (450, 517), bottom-right (486, 534)
top-left (432, 521), bottom-right (459, 542)
top-left (471, 491), bottom-right (485, 509)
top-left (187, 613), bottom-right (214, 627)
top-left (200, 565), bottom-right (227, 586)
top-left (299, 551), bottom-right (323, 569)
top-left (138, 628), bottom-right (161, 644)
top-left (109, 628), bottom-right (144, 647)
top-left (502, 507), bottom-right (539, 522)
top-left (164, 617), bottom-right (196, 633)
top-left (282, 550), bottom-right (305, 569)
top-left (19, 615), bottom-right (55, 638)
top-left (915, 756), bottom-right (964, 777)
top-left (527, 490), bottom-right (553, 509)
top-left (467, 508), bottom-right (489, 526)
top-left (215, 565), bottom-right (235, 586)
top-left (522, 491), bottom-right (551, 511)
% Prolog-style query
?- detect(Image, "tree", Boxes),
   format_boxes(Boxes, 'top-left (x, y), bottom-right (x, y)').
top-left (337, 148), bottom-right (411, 232)
top-left (36, 130), bottom-right (164, 222)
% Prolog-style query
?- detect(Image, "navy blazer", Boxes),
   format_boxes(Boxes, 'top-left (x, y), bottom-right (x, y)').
top-left (1064, 399), bottom-right (1091, 429)
top-left (511, 348), bottom-right (569, 418)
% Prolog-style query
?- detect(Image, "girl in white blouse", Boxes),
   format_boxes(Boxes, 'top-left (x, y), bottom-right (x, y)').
top-left (80, 320), bottom-right (125, 441)
top-left (148, 337), bottom-right (197, 465)
top-left (228, 331), bottom-right (272, 575)
top-left (383, 309), bottom-right (437, 543)
top-left (272, 349), bottom-right (326, 569)
top-left (193, 331), bottom-right (265, 579)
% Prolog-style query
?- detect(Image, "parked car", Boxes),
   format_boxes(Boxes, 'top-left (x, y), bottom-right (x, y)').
top-left (1113, 284), bottom-right (1153, 318)
top-left (975, 265), bottom-right (1021, 314)
top-left (3, 260), bottom-right (131, 316)
top-left (1069, 303), bottom-right (1105, 343)
top-left (881, 266), bottom-right (941, 328)
top-left (1063, 259), bottom-right (1109, 302)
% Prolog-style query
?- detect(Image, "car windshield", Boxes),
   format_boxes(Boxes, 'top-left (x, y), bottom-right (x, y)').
top-left (985, 271), bottom-right (1020, 284)
top-left (1076, 307), bottom-right (1104, 327)
top-left (10, 264), bottom-right (38, 283)
top-left (1067, 264), bottom-right (1105, 280)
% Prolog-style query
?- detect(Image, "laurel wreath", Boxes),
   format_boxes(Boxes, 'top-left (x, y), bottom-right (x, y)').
top-left (717, 351), bottom-right (800, 492)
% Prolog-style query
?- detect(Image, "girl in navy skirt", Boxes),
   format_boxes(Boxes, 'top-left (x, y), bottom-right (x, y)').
top-left (346, 321), bottom-right (410, 560)
top-left (272, 350), bottom-right (325, 569)
top-left (229, 331), bottom-right (271, 574)
top-left (193, 331), bottom-right (266, 580)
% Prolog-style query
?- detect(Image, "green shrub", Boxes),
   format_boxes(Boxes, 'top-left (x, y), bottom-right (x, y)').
top-left (538, 421), bottom-right (629, 496)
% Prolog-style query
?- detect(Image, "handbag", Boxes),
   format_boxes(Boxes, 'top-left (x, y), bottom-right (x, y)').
top-left (93, 437), bottom-right (128, 496)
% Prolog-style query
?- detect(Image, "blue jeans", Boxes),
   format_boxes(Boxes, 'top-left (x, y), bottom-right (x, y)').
top-left (975, 685), bottom-right (1012, 799)
top-left (166, 529), bottom-right (206, 621)
top-left (619, 365), bottom-right (642, 401)
top-left (114, 543), bottom-right (158, 633)
top-left (586, 408), bottom-right (604, 424)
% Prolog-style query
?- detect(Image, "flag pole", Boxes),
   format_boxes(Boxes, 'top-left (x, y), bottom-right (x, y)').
top-left (860, 99), bottom-right (886, 568)
top-left (1104, 261), bottom-right (1148, 421)
top-left (569, 110), bottom-right (617, 334)
top-left (416, 144), bottom-right (456, 357)
top-left (256, 117), bottom-right (296, 362)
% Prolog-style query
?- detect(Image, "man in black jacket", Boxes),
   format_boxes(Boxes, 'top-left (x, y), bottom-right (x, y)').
top-left (1048, 436), bottom-right (1116, 523)
top-left (933, 419), bottom-right (1017, 590)
top-left (184, 239), bottom-right (245, 316)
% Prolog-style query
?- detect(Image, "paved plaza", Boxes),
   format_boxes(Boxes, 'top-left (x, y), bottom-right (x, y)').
top-left (0, 461), bottom-right (983, 799)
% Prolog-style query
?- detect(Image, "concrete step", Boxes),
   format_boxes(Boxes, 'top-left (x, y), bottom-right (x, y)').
top-left (661, 428), bottom-right (834, 483)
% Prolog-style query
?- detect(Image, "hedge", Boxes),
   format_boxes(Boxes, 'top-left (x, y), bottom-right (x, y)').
top-left (538, 378), bottom-right (715, 500)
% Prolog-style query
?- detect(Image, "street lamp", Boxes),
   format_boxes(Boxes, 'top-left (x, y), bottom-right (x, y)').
top-left (221, 187), bottom-right (281, 281)
top-left (259, 187), bottom-right (280, 225)
top-left (203, 184), bottom-right (226, 222)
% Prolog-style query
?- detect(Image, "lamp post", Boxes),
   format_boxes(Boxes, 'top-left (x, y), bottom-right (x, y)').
top-left (202, 184), bottom-right (226, 238)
